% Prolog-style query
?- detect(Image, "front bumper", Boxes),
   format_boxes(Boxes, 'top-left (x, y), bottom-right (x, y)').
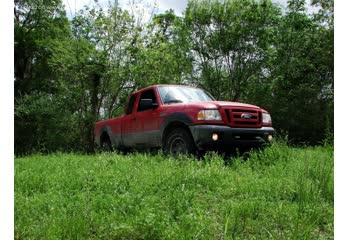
top-left (189, 125), bottom-right (275, 151)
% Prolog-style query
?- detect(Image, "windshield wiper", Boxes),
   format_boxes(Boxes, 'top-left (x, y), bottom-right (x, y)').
top-left (165, 99), bottom-right (183, 104)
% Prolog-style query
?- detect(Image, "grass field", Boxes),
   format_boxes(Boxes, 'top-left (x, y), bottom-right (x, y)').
top-left (15, 143), bottom-right (333, 239)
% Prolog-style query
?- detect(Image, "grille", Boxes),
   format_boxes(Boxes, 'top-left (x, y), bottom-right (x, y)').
top-left (225, 108), bottom-right (262, 128)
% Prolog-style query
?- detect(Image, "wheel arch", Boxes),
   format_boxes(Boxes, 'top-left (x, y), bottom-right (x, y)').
top-left (98, 126), bottom-right (114, 147)
top-left (160, 112), bottom-right (194, 147)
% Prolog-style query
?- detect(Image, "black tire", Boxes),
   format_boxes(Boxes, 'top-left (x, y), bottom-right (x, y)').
top-left (164, 128), bottom-right (196, 156)
top-left (100, 137), bottom-right (113, 152)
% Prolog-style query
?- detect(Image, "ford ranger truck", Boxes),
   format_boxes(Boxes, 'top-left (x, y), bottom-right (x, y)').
top-left (94, 85), bottom-right (275, 155)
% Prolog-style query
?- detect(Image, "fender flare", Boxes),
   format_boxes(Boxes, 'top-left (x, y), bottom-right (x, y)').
top-left (98, 126), bottom-right (114, 146)
top-left (160, 112), bottom-right (194, 143)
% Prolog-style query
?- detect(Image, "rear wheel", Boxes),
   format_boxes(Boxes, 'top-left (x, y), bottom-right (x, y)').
top-left (164, 128), bottom-right (196, 156)
top-left (100, 136), bottom-right (112, 152)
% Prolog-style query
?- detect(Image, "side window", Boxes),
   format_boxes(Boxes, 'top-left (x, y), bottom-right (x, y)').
top-left (126, 94), bottom-right (137, 115)
top-left (137, 89), bottom-right (157, 112)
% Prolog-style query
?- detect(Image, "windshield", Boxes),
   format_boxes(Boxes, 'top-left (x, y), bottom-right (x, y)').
top-left (158, 86), bottom-right (215, 104)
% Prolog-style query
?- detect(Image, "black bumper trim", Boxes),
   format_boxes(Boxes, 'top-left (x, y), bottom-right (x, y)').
top-left (189, 125), bottom-right (275, 150)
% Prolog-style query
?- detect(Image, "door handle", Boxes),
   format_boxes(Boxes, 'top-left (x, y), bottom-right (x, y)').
top-left (131, 116), bottom-right (136, 121)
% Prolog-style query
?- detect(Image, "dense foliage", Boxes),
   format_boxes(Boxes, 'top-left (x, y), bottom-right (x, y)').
top-left (15, 144), bottom-right (334, 239)
top-left (14, 0), bottom-right (333, 154)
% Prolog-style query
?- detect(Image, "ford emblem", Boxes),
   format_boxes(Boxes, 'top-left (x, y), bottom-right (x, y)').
top-left (241, 113), bottom-right (252, 119)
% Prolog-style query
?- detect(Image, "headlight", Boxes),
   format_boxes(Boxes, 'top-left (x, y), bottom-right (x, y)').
top-left (262, 113), bottom-right (272, 124)
top-left (197, 110), bottom-right (222, 121)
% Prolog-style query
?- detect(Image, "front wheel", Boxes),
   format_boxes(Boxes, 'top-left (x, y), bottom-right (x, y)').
top-left (164, 128), bottom-right (196, 156)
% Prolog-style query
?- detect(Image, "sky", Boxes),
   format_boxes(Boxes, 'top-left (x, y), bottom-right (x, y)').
top-left (62, 0), bottom-right (320, 19)
top-left (63, 0), bottom-right (189, 19)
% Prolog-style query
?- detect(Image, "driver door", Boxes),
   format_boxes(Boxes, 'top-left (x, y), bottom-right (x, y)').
top-left (133, 88), bottom-right (161, 147)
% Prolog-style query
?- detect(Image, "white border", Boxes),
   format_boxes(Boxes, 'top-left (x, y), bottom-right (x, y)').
top-left (334, 0), bottom-right (349, 239)
top-left (0, 0), bottom-right (14, 239)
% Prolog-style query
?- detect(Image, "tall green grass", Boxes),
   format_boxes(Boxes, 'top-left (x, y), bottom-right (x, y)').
top-left (15, 143), bottom-right (333, 239)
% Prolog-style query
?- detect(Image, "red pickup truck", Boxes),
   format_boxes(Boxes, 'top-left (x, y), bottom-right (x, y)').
top-left (94, 85), bottom-right (274, 155)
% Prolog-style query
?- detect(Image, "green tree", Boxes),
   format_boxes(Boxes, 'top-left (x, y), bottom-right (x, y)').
top-left (265, 0), bottom-right (333, 143)
top-left (48, 3), bottom-right (138, 152)
top-left (184, 0), bottom-right (281, 100)
top-left (130, 10), bottom-right (193, 88)
top-left (14, 0), bottom-right (69, 96)
top-left (14, 0), bottom-right (73, 154)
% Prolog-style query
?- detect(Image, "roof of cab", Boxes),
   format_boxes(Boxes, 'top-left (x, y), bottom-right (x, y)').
top-left (132, 84), bottom-right (199, 95)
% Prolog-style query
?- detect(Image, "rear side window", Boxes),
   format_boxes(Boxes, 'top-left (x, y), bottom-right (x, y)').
top-left (126, 94), bottom-right (137, 115)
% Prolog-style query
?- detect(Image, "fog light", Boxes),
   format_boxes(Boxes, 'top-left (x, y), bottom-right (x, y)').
top-left (212, 133), bottom-right (219, 141)
top-left (268, 134), bottom-right (273, 141)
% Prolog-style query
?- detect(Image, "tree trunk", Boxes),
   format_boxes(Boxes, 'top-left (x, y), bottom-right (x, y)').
top-left (86, 73), bottom-right (100, 153)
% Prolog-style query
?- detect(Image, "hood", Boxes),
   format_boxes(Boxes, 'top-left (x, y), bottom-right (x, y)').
top-left (184, 101), bottom-right (261, 110)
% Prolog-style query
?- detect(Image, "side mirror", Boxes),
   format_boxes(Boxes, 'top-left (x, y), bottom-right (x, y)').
top-left (139, 99), bottom-right (158, 111)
